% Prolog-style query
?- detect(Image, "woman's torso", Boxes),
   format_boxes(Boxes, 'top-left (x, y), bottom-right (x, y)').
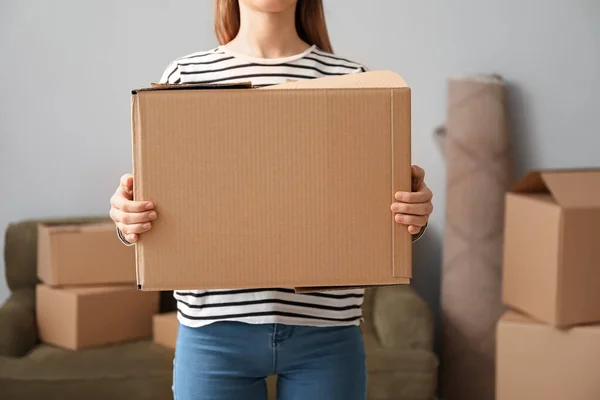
top-left (162, 44), bottom-right (368, 328)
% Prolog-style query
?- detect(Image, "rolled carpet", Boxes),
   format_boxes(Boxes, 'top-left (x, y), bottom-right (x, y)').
top-left (438, 75), bottom-right (513, 400)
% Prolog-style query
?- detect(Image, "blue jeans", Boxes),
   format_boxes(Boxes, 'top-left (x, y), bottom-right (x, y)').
top-left (173, 321), bottom-right (366, 400)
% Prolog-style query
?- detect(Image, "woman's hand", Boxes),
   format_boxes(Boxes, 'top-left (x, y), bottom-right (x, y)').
top-left (109, 173), bottom-right (156, 243)
top-left (390, 165), bottom-right (433, 235)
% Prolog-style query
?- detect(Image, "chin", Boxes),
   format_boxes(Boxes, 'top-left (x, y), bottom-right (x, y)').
top-left (240, 0), bottom-right (298, 13)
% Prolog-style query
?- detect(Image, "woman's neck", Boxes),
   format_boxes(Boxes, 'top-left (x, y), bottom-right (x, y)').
top-left (226, 2), bottom-right (310, 59)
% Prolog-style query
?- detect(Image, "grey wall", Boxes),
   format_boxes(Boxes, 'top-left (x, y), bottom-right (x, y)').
top-left (1, 0), bottom-right (599, 349)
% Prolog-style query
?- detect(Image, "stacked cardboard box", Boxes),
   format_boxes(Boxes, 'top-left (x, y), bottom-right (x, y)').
top-left (497, 168), bottom-right (600, 399)
top-left (36, 221), bottom-right (159, 350)
top-left (152, 311), bottom-right (179, 349)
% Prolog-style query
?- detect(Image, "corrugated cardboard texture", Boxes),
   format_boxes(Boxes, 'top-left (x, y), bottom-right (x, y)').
top-left (502, 168), bottom-right (600, 326)
top-left (496, 310), bottom-right (600, 400)
top-left (36, 284), bottom-right (159, 350)
top-left (131, 71), bottom-right (412, 291)
top-left (152, 312), bottom-right (179, 349)
top-left (37, 221), bottom-right (136, 286)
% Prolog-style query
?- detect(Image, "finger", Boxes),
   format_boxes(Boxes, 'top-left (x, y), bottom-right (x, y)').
top-left (112, 209), bottom-right (157, 225)
top-left (115, 185), bottom-right (133, 202)
top-left (390, 202), bottom-right (433, 216)
top-left (111, 194), bottom-right (154, 213)
top-left (411, 165), bottom-right (425, 180)
top-left (394, 189), bottom-right (432, 203)
top-left (394, 213), bottom-right (428, 227)
top-left (408, 225), bottom-right (422, 235)
top-left (111, 194), bottom-right (152, 212)
top-left (118, 221), bottom-right (153, 235)
top-left (115, 175), bottom-right (133, 200)
top-left (120, 174), bottom-right (134, 193)
top-left (117, 223), bottom-right (139, 243)
top-left (411, 164), bottom-right (425, 181)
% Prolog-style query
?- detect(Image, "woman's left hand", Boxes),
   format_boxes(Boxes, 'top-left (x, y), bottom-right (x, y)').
top-left (390, 165), bottom-right (433, 235)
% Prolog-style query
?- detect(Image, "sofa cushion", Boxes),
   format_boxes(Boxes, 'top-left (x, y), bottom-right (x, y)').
top-left (372, 285), bottom-right (434, 350)
top-left (0, 289), bottom-right (37, 357)
top-left (0, 340), bottom-right (174, 400)
top-left (366, 348), bottom-right (439, 400)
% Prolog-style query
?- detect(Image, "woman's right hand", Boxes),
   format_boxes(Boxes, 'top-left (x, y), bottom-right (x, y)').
top-left (109, 173), bottom-right (157, 243)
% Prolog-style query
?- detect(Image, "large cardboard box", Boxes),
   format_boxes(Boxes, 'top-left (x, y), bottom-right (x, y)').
top-left (131, 70), bottom-right (413, 291)
top-left (152, 312), bottom-right (179, 349)
top-left (496, 310), bottom-right (600, 399)
top-left (37, 221), bottom-right (136, 286)
top-left (36, 284), bottom-right (159, 350)
top-left (502, 168), bottom-right (600, 327)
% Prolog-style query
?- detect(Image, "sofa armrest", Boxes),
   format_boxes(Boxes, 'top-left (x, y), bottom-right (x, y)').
top-left (0, 289), bottom-right (37, 357)
top-left (371, 286), bottom-right (434, 351)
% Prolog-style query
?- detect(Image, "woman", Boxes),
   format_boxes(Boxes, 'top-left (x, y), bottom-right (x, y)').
top-left (109, 1), bottom-right (433, 399)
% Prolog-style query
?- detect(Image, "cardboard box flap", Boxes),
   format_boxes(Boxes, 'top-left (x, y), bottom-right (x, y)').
top-left (510, 170), bottom-right (546, 193)
top-left (262, 70), bottom-right (408, 90)
top-left (132, 81), bottom-right (252, 94)
top-left (541, 170), bottom-right (600, 207)
top-left (512, 169), bottom-right (600, 207)
top-left (501, 310), bottom-right (543, 325)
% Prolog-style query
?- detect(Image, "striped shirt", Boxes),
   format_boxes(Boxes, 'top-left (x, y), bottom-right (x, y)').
top-left (146, 45), bottom-right (416, 328)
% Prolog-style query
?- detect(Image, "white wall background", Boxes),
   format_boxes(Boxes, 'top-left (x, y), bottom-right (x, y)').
top-left (1, 0), bottom-right (599, 351)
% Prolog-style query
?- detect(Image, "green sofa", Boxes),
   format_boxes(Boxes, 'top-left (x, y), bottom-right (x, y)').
top-left (0, 217), bottom-right (438, 399)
